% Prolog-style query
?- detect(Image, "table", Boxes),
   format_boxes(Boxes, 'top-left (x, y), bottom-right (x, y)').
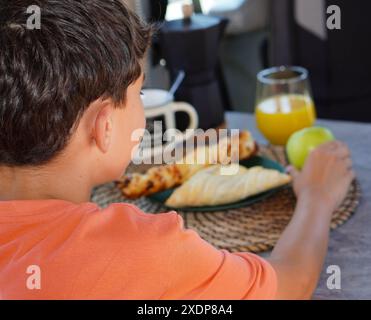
top-left (226, 112), bottom-right (371, 299)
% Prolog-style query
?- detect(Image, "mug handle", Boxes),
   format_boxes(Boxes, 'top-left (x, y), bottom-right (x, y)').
top-left (171, 102), bottom-right (199, 131)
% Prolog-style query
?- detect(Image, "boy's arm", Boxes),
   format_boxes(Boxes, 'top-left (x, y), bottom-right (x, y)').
top-left (267, 141), bottom-right (354, 299)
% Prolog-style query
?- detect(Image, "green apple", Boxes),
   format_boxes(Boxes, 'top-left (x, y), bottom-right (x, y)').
top-left (286, 127), bottom-right (335, 170)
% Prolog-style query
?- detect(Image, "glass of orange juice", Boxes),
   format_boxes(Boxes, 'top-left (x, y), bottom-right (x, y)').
top-left (255, 66), bottom-right (316, 145)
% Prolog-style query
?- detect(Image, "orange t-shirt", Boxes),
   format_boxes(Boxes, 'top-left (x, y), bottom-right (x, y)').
top-left (0, 200), bottom-right (277, 299)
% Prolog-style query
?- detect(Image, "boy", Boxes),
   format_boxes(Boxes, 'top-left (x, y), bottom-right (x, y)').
top-left (0, 0), bottom-right (354, 299)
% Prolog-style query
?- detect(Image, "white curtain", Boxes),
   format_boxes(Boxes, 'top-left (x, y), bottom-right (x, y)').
top-left (295, 0), bottom-right (327, 40)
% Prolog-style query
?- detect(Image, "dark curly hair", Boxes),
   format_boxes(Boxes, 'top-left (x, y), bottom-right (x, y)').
top-left (0, 0), bottom-right (153, 166)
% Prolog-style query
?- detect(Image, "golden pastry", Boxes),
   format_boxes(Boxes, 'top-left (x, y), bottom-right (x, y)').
top-left (118, 130), bottom-right (257, 199)
top-left (165, 165), bottom-right (292, 208)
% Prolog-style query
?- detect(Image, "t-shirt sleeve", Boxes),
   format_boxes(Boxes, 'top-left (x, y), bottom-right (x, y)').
top-left (163, 214), bottom-right (277, 300)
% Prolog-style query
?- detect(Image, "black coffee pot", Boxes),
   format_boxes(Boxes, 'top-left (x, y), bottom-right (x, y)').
top-left (159, 14), bottom-right (230, 130)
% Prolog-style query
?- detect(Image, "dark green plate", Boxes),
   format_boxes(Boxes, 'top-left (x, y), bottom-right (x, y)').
top-left (147, 156), bottom-right (290, 212)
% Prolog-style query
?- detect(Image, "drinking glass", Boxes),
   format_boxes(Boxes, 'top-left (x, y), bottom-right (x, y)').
top-left (255, 66), bottom-right (316, 145)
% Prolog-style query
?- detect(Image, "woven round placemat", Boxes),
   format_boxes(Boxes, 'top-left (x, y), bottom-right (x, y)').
top-left (91, 145), bottom-right (361, 253)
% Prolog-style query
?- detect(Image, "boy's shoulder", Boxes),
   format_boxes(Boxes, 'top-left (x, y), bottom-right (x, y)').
top-left (97, 202), bottom-right (179, 229)
top-left (0, 200), bottom-right (183, 299)
top-left (78, 202), bottom-right (182, 245)
top-left (0, 199), bottom-right (182, 254)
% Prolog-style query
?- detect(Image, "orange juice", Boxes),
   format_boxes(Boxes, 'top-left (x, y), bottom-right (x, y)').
top-left (256, 94), bottom-right (316, 145)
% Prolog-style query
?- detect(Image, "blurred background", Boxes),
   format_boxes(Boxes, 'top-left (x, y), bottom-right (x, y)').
top-left (126, 0), bottom-right (371, 123)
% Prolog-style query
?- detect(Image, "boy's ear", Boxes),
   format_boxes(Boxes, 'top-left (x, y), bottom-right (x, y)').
top-left (93, 101), bottom-right (114, 154)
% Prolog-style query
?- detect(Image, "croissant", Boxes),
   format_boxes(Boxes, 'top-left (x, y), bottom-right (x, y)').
top-left (118, 130), bottom-right (257, 199)
top-left (165, 165), bottom-right (292, 208)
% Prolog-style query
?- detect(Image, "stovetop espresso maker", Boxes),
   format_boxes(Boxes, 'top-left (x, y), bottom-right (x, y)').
top-left (159, 10), bottom-right (230, 130)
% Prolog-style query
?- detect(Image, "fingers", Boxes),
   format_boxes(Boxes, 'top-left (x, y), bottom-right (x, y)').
top-left (313, 140), bottom-right (354, 178)
top-left (323, 141), bottom-right (350, 158)
top-left (343, 157), bottom-right (353, 170)
top-left (286, 165), bottom-right (299, 179)
top-left (318, 141), bottom-right (352, 166)
top-left (343, 169), bottom-right (356, 192)
top-left (331, 142), bottom-right (353, 175)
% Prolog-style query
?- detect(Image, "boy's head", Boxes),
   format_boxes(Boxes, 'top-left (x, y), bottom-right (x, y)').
top-left (0, 0), bottom-right (152, 185)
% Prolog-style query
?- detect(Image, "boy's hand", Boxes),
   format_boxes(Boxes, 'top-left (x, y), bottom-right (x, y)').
top-left (271, 141), bottom-right (355, 299)
top-left (287, 141), bottom-right (355, 212)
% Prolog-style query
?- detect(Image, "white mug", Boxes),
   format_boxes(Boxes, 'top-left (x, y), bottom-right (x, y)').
top-left (141, 89), bottom-right (199, 139)
top-left (134, 89), bottom-right (199, 163)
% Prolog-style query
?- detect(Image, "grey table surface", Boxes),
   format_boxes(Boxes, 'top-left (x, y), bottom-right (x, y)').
top-left (225, 112), bottom-right (371, 299)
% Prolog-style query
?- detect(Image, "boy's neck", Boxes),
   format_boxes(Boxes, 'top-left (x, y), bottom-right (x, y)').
top-left (0, 163), bottom-right (93, 204)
